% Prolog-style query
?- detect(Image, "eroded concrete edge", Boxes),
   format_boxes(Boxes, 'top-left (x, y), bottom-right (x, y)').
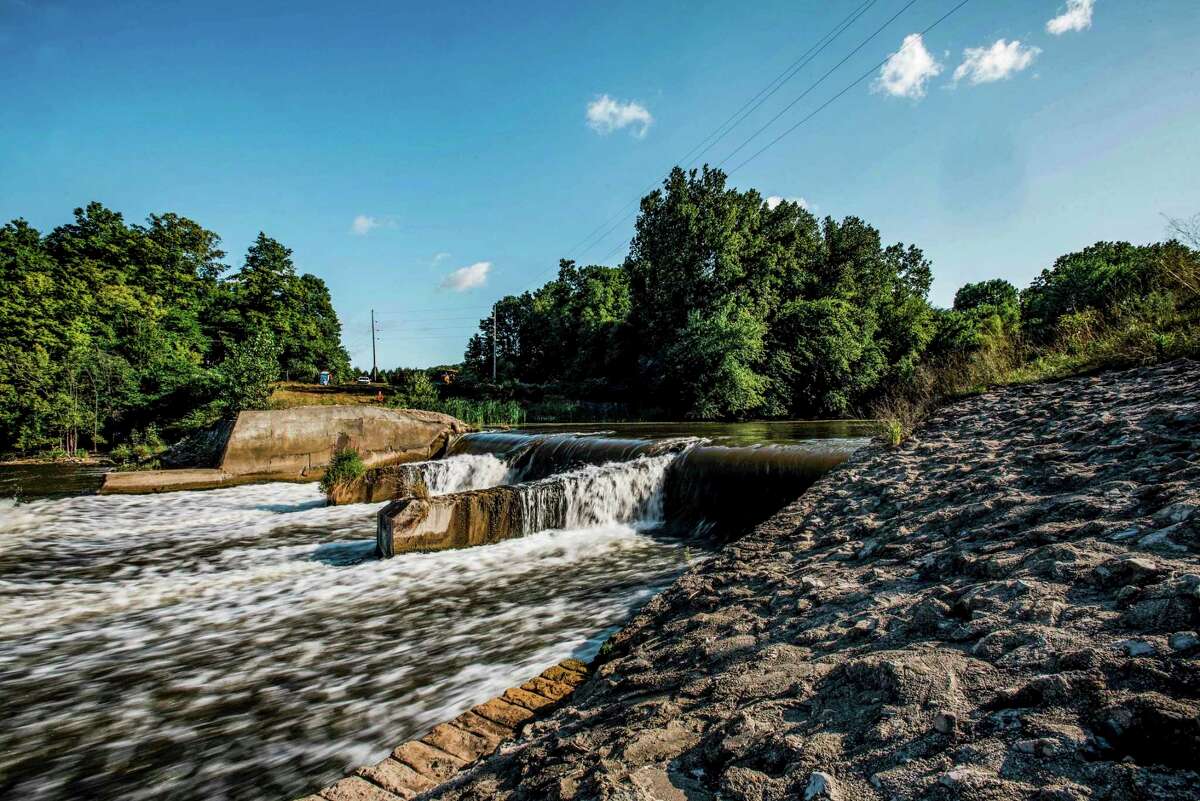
top-left (295, 658), bottom-right (591, 801)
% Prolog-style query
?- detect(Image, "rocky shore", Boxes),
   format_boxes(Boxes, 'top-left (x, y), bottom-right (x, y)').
top-left (420, 360), bottom-right (1200, 801)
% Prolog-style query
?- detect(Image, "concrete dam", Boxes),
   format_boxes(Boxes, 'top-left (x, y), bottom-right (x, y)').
top-left (0, 419), bottom-right (868, 801)
top-left (353, 430), bottom-right (862, 557)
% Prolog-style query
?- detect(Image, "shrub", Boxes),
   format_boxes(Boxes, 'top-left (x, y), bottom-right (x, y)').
top-left (392, 370), bottom-right (440, 409)
top-left (320, 448), bottom-right (365, 496)
top-left (879, 418), bottom-right (903, 448)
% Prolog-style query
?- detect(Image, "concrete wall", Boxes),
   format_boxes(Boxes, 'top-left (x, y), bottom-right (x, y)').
top-left (219, 406), bottom-right (470, 478)
top-left (101, 406), bottom-right (470, 494)
top-left (376, 485), bottom-right (535, 557)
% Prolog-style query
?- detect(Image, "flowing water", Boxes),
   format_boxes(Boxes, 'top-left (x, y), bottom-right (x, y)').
top-left (0, 456), bottom-right (696, 801)
top-left (0, 424), bottom-right (867, 801)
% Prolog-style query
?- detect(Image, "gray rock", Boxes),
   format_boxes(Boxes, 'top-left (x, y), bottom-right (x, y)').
top-left (1168, 632), bottom-right (1199, 653)
top-left (933, 711), bottom-right (957, 734)
top-left (1117, 639), bottom-right (1156, 657)
top-left (803, 771), bottom-right (839, 800)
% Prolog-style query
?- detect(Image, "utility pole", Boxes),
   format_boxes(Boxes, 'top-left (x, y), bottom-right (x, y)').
top-left (492, 304), bottom-right (497, 382)
top-left (370, 309), bottom-right (378, 383)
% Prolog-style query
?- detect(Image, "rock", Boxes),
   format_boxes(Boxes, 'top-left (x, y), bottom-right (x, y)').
top-left (1154, 502), bottom-right (1198, 526)
top-left (1117, 639), bottom-right (1156, 657)
top-left (933, 711), bottom-right (957, 734)
top-left (1089, 556), bottom-right (1165, 588)
top-left (1138, 527), bottom-right (1189, 553)
top-left (800, 576), bottom-right (826, 593)
top-left (803, 771), bottom-right (839, 800)
top-left (1168, 632), bottom-right (1199, 654)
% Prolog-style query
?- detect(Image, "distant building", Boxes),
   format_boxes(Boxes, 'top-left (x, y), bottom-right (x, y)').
top-left (438, 369), bottom-right (459, 385)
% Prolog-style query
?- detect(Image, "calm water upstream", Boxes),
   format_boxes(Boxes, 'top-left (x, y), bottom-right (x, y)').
top-left (0, 422), bottom-right (866, 801)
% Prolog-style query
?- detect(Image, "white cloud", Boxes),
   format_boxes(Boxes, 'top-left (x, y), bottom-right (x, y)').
top-left (766, 195), bottom-right (809, 210)
top-left (440, 261), bottom-right (491, 292)
top-left (953, 39), bottom-right (1040, 85)
top-left (350, 215), bottom-right (379, 236)
top-left (873, 33), bottom-right (943, 99)
top-left (586, 94), bottom-right (653, 138)
top-left (1046, 0), bottom-right (1095, 35)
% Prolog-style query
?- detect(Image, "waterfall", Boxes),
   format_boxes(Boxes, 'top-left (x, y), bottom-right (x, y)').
top-left (516, 454), bottom-right (675, 534)
top-left (418, 454), bottom-right (512, 495)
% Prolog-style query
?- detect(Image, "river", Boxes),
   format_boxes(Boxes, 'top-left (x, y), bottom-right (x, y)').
top-left (0, 422), bottom-right (870, 801)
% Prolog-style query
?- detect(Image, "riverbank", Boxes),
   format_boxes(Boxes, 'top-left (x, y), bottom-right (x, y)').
top-left (414, 359), bottom-right (1200, 801)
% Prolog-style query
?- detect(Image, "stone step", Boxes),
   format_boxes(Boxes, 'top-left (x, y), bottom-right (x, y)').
top-left (295, 658), bottom-right (591, 800)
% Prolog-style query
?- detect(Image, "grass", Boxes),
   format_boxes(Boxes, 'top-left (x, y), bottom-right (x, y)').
top-left (430, 398), bottom-right (526, 427)
top-left (871, 303), bottom-right (1200, 448)
top-left (268, 381), bottom-right (390, 409)
top-left (320, 448), bottom-right (365, 496)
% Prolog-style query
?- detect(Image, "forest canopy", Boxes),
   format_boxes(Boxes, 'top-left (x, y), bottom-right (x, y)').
top-left (0, 203), bottom-right (350, 454)
top-left (463, 167), bottom-right (1199, 420)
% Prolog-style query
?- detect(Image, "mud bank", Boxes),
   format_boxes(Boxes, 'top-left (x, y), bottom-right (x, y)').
top-left (415, 360), bottom-right (1200, 801)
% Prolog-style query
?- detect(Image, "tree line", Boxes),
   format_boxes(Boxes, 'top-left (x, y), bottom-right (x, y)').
top-left (0, 203), bottom-right (350, 455)
top-left (463, 166), bottom-right (1199, 420)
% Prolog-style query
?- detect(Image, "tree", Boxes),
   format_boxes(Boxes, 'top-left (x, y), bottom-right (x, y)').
top-left (391, 370), bottom-right (441, 410)
top-left (216, 330), bottom-right (282, 414)
top-left (663, 302), bottom-right (767, 419)
top-left (0, 205), bottom-right (356, 454)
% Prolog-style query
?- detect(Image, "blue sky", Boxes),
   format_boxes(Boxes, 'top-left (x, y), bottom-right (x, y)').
top-left (2, 0), bottom-right (1198, 369)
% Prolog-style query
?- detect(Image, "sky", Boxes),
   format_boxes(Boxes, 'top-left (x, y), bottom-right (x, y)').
top-left (2, 0), bottom-right (1198, 369)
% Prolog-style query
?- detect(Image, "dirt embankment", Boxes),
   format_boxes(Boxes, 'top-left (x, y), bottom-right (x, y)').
top-left (425, 360), bottom-right (1200, 801)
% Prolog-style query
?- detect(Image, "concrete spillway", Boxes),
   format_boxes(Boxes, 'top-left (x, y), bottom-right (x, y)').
top-left (375, 432), bottom-right (859, 557)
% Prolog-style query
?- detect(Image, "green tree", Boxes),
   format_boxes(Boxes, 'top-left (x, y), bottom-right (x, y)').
top-left (392, 370), bottom-right (440, 409)
top-left (216, 330), bottom-right (282, 414)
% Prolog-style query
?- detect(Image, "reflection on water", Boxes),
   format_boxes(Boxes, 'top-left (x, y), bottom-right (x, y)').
top-left (0, 482), bottom-right (695, 801)
top-left (0, 462), bottom-right (109, 499)
top-left (514, 418), bottom-right (876, 447)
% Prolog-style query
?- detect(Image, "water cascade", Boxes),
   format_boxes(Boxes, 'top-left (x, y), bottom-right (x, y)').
top-left (327, 453), bottom-right (511, 504)
top-left (0, 423), bottom-right (863, 801)
top-left (377, 432), bottom-right (859, 556)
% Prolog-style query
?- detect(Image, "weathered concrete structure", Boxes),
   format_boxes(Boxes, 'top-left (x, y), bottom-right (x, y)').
top-left (376, 483), bottom-right (553, 557)
top-left (297, 659), bottom-right (591, 801)
top-left (101, 406), bottom-right (469, 494)
top-left (328, 463), bottom-right (443, 506)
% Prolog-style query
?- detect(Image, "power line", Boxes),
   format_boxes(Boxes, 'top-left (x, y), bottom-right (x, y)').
top-left (572, 0), bottom-right (921, 269)
top-left (584, 0), bottom-right (975, 267)
top-left (678, 0), bottom-right (880, 170)
top-left (536, 0), bottom-right (889, 280)
top-left (717, 0), bottom-right (921, 168)
top-left (727, 0), bottom-right (974, 174)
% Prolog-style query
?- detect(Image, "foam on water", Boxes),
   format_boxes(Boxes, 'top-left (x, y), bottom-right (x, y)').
top-left (519, 454), bottom-right (673, 533)
top-left (417, 453), bottom-right (511, 494)
top-left (0, 479), bottom-right (695, 801)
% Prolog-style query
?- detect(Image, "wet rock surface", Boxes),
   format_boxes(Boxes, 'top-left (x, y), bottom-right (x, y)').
top-left (424, 360), bottom-right (1200, 801)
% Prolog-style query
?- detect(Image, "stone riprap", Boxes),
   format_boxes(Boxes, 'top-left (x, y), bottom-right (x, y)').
top-left (296, 659), bottom-right (591, 801)
top-left (101, 406), bottom-right (468, 494)
top-left (414, 360), bottom-right (1200, 801)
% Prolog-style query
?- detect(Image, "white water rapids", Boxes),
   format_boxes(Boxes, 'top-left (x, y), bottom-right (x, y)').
top-left (0, 454), bottom-right (698, 801)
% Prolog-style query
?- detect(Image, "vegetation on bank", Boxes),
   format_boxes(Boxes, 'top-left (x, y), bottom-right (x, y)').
top-left (451, 167), bottom-right (1198, 428)
top-left (387, 372), bottom-right (526, 426)
top-left (0, 204), bottom-right (351, 456)
top-left (873, 224), bottom-right (1200, 444)
top-left (319, 448), bottom-right (365, 495)
top-left (4, 177), bottom-right (1195, 458)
